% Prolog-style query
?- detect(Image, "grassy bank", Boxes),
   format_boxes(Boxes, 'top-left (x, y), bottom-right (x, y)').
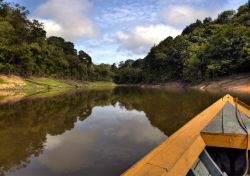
top-left (0, 74), bottom-right (116, 104)
top-left (0, 74), bottom-right (116, 90)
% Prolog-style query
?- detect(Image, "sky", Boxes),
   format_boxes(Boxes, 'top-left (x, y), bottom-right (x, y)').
top-left (6, 0), bottom-right (248, 64)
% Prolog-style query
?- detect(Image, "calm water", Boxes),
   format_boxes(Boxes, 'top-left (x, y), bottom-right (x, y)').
top-left (0, 87), bottom-right (250, 176)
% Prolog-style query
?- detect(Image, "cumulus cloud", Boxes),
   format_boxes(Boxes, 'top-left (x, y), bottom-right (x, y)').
top-left (38, 19), bottom-right (62, 37)
top-left (161, 5), bottom-right (219, 26)
top-left (115, 24), bottom-right (181, 54)
top-left (35, 0), bottom-right (98, 40)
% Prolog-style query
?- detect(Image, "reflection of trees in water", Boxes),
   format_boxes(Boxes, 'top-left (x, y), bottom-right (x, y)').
top-left (114, 87), bottom-right (220, 136)
top-left (0, 87), bottom-right (226, 175)
top-left (0, 89), bottom-right (114, 175)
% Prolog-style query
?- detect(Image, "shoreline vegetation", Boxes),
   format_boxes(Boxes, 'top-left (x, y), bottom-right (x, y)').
top-left (0, 74), bottom-right (116, 104)
top-left (0, 73), bottom-right (249, 93)
top-left (0, 73), bottom-right (249, 105)
top-left (0, 1), bottom-right (115, 83)
top-left (0, 74), bottom-right (116, 90)
top-left (0, 1), bottom-right (249, 99)
top-left (113, 3), bottom-right (250, 85)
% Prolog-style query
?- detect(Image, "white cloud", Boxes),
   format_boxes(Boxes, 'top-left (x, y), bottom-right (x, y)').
top-left (35, 0), bottom-right (98, 40)
top-left (38, 19), bottom-right (62, 37)
top-left (161, 5), bottom-right (218, 26)
top-left (116, 24), bottom-right (181, 54)
top-left (76, 41), bottom-right (144, 64)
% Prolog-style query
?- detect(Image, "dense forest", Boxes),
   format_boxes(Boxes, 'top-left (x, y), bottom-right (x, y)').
top-left (114, 3), bottom-right (250, 84)
top-left (0, 1), bottom-right (114, 81)
top-left (0, 1), bottom-right (249, 84)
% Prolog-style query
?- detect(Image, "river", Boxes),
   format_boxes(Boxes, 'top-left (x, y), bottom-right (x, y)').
top-left (0, 87), bottom-right (249, 176)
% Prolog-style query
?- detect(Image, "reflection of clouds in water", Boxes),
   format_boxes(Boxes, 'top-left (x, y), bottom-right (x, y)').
top-left (40, 132), bottom-right (97, 173)
top-left (13, 104), bottom-right (166, 175)
top-left (45, 135), bottom-right (62, 151)
top-left (78, 104), bottom-right (165, 143)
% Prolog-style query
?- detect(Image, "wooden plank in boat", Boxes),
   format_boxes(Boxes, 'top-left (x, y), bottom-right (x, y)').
top-left (188, 150), bottom-right (227, 176)
top-left (162, 136), bottom-right (206, 176)
top-left (201, 133), bottom-right (248, 149)
top-left (201, 102), bottom-right (250, 149)
top-left (122, 95), bottom-right (227, 176)
top-left (134, 164), bottom-right (166, 176)
top-left (202, 102), bottom-right (250, 135)
top-left (122, 95), bottom-right (250, 176)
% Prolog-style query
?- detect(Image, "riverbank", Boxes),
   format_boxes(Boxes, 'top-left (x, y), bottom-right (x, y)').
top-left (191, 74), bottom-right (250, 94)
top-left (0, 74), bottom-right (249, 94)
top-left (0, 74), bottom-right (116, 90)
top-left (136, 74), bottom-right (250, 94)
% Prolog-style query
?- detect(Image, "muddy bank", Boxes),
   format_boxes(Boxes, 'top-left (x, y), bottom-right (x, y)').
top-left (132, 74), bottom-right (250, 94)
top-left (1, 74), bottom-right (249, 94)
top-left (192, 74), bottom-right (250, 94)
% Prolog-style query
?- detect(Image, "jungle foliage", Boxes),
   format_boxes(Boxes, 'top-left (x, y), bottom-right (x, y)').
top-left (1, 1), bottom-right (249, 84)
top-left (114, 3), bottom-right (250, 84)
top-left (0, 1), bottom-right (114, 81)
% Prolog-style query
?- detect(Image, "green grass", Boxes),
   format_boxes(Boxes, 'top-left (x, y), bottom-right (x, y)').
top-left (0, 78), bottom-right (7, 84)
top-left (84, 81), bottom-right (116, 87)
top-left (24, 80), bottom-right (39, 87)
top-left (0, 75), bottom-right (116, 91)
top-left (0, 95), bottom-right (8, 100)
top-left (31, 78), bottom-right (70, 87)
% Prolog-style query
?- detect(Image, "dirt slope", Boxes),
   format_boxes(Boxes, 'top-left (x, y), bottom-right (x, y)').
top-left (193, 74), bottom-right (250, 94)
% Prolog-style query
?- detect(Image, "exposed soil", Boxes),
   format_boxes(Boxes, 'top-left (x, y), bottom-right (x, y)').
top-left (0, 75), bottom-right (26, 89)
top-left (0, 91), bottom-right (26, 104)
top-left (192, 74), bottom-right (250, 94)
top-left (0, 74), bottom-right (249, 94)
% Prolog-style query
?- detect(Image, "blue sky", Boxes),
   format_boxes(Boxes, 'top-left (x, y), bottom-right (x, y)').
top-left (7, 0), bottom-right (248, 64)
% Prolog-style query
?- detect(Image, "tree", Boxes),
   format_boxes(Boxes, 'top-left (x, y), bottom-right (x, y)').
top-left (78, 50), bottom-right (92, 65)
top-left (182, 20), bottom-right (202, 35)
top-left (115, 3), bottom-right (250, 84)
top-left (0, 1), bottom-right (115, 81)
top-left (216, 10), bottom-right (236, 24)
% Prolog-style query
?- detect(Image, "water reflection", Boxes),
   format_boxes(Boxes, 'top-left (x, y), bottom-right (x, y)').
top-left (0, 87), bottom-right (249, 176)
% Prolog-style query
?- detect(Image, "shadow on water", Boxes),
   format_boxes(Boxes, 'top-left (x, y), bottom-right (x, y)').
top-left (0, 87), bottom-right (249, 175)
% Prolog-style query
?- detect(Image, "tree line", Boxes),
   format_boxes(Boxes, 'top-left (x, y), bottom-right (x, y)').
top-left (1, 1), bottom-right (249, 84)
top-left (114, 3), bottom-right (250, 84)
top-left (0, 0), bottom-right (114, 81)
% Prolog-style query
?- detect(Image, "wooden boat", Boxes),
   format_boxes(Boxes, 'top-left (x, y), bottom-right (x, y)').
top-left (122, 94), bottom-right (250, 176)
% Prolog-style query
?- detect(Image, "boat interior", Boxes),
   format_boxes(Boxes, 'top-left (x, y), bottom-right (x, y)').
top-left (122, 95), bottom-right (250, 176)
